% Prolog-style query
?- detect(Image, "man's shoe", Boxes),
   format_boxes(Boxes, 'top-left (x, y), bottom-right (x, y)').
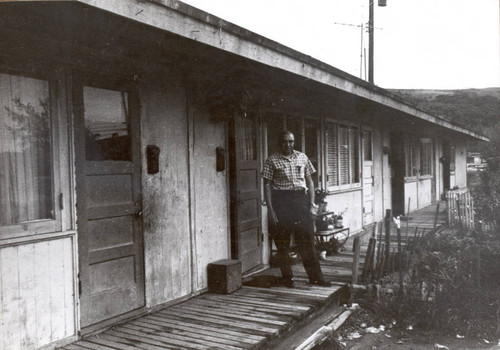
top-left (281, 278), bottom-right (295, 288)
top-left (310, 279), bottom-right (332, 287)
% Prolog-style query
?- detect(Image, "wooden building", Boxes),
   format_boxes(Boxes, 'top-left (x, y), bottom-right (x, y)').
top-left (0, 1), bottom-right (487, 349)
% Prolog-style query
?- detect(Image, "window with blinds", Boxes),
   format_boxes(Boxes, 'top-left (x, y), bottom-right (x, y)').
top-left (326, 122), bottom-right (338, 187)
top-left (326, 122), bottom-right (360, 189)
top-left (349, 126), bottom-right (360, 183)
top-left (339, 125), bottom-right (349, 185)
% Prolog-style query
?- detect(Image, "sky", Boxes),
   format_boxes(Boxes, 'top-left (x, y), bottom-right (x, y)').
top-left (181, 0), bottom-right (500, 90)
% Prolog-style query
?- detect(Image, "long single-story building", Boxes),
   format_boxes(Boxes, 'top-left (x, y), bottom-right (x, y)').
top-left (0, 1), bottom-right (487, 349)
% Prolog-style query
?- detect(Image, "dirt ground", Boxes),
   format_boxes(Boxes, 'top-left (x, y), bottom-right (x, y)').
top-left (336, 329), bottom-right (498, 350)
top-left (315, 307), bottom-right (499, 350)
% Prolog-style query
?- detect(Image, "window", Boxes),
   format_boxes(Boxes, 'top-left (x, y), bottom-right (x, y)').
top-left (0, 72), bottom-right (62, 237)
top-left (326, 121), bottom-right (360, 189)
top-left (420, 138), bottom-right (433, 176)
top-left (84, 87), bottom-right (131, 161)
top-left (449, 145), bottom-right (456, 172)
top-left (404, 135), bottom-right (419, 177)
top-left (363, 130), bottom-right (373, 161)
top-left (326, 123), bottom-right (338, 187)
top-left (304, 118), bottom-right (319, 187)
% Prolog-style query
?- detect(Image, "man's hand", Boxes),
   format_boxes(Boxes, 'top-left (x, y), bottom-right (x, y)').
top-left (269, 209), bottom-right (278, 226)
top-left (309, 204), bottom-right (318, 220)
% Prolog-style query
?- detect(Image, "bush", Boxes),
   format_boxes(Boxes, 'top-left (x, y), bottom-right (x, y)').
top-left (372, 232), bottom-right (500, 339)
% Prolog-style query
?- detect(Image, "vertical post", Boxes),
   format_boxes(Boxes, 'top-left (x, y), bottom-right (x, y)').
top-left (368, 0), bottom-right (375, 83)
top-left (352, 236), bottom-right (361, 284)
top-left (433, 202), bottom-right (440, 232)
top-left (384, 209), bottom-right (391, 274)
top-left (405, 198), bottom-right (411, 247)
top-left (457, 199), bottom-right (463, 231)
top-left (396, 226), bottom-right (404, 295)
top-left (362, 237), bottom-right (376, 282)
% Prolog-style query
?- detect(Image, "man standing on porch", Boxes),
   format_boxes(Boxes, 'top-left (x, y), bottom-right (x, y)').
top-left (262, 131), bottom-right (331, 288)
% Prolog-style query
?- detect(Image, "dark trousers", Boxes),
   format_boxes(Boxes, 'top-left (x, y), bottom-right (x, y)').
top-left (269, 190), bottom-right (325, 283)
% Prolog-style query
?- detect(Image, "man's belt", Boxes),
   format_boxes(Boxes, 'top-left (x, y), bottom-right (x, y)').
top-left (273, 188), bottom-right (307, 195)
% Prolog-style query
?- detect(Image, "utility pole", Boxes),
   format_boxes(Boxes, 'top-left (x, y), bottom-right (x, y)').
top-left (368, 0), bottom-right (374, 84)
top-left (368, 0), bottom-right (386, 84)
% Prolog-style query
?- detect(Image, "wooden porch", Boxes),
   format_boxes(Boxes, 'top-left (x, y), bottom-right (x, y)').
top-left (60, 202), bottom-right (448, 350)
top-left (61, 262), bottom-right (351, 350)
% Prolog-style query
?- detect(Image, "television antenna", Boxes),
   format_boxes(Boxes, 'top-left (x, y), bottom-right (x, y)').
top-left (334, 21), bottom-right (383, 81)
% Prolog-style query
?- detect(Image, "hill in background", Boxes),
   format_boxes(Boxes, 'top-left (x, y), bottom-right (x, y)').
top-left (391, 88), bottom-right (500, 156)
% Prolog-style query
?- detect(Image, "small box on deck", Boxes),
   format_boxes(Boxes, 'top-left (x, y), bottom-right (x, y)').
top-left (207, 259), bottom-right (242, 294)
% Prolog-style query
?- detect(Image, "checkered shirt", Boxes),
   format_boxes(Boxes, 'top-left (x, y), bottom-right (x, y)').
top-left (261, 150), bottom-right (316, 190)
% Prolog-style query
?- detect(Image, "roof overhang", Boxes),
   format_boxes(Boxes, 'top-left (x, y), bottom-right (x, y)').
top-left (74, 0), bottom-right (487, 141)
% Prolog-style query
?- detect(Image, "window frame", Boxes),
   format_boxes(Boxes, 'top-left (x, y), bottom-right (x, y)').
top-left (325, 119), bottom-right (361, 192)
top-left (404, 134), bottom-right (419, 180)
top-left (0, 66), bottom-right (67, 241)
top-left (419, 138), bottom-right (433, 177)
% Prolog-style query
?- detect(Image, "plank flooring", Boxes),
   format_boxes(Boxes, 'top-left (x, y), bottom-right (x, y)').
top-left (61, 279), bottom-right (347, 350)
top-left (61, 202), bottom-right (446, 350)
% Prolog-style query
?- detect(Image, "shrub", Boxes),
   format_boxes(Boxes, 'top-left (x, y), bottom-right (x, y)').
top-left (372, 232), bottom-right (500, 339)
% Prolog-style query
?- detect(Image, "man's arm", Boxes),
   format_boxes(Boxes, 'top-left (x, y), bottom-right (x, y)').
top-left (306, 174), bottom-right (318, 218)
top-left (264, 179), bottom-right (278, 225)
top-left (306, 174), bottom-right (315, 204)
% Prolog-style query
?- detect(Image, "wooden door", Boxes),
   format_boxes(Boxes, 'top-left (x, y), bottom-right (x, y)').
top-left (230, 114), bottom-right (263, 273)
top-left (74, 76), bottom-right (145, 328)
top-left (390, 133), bottom-right (406, 217)
top-left (362, 129), bottom-right (374, 225)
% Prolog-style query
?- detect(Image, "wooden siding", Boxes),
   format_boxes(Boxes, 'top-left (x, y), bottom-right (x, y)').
top-left (405, 181), bottom-right (418, 214)
top-left (192, 106), bottom-right (229, 288)
top-left (140, 81), bottom-right (192, 306)
top-left (417, 178), bottom-right (433, 209)
top-left (325, 190), bottom-right (363, 232)
top-left (0, 236), bottom-right (76, 350)
top-left (372, 127), bottom-right (384, 223)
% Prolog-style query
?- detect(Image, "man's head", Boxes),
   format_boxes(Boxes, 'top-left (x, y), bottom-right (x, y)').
top-left (279, 131), bottom-right (295, 156)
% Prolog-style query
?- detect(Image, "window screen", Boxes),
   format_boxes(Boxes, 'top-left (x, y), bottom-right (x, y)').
top-left (0, 73), bottom-right (53, 226)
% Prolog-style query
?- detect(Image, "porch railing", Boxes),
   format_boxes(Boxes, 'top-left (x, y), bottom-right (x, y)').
top-left (445, 188), bottom-right (475, 230)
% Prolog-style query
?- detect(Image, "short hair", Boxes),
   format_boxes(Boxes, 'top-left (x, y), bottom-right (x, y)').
top-left (280, 130), bottom-right (294, 140)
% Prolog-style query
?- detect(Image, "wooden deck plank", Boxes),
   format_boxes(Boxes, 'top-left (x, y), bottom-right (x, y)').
top-left (147, 313), bottom-right (266, 343)
top-left (179, 301), bottom-right (293, 323)
top-left (108, 328), bottom-right (198, 350)
top-left (83, 335), bottom-right (141, 350)
top-left (188, 296), bottom-right (304, 319)
top-left (118, 323), bottom-right (243, 350)
top-left (202, 293), bottom-right (313, 311)
top-left (130, 319), bottom-right (249, 350)
top-left (169, 304), bottom-right (289, 326)
top-left (164, 306), bottom-right (286, 331)
top-left (98, 332), bottom-right (174, 350)
top-left (136, 316), bottom-right (261, 348)
top-left (158, 309), bottom-right (281, 337)
top-left (235, 287), bottom-right (327, 302)
top-left (73, 340), bottom-right (121, 350)
top-left (62, 344), bottom-right (93, 350)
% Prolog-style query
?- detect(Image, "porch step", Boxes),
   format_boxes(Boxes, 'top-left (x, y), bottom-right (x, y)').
top-left (271, 303), bottom-right (353, 350)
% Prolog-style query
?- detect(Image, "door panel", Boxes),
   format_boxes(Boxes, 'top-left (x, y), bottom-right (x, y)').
top-left (75, 77), bottom-right (144, 328)
top-left (231, 115), bottom-right (263, 273)
top-left (362, 130), bottom-right (374, 225)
